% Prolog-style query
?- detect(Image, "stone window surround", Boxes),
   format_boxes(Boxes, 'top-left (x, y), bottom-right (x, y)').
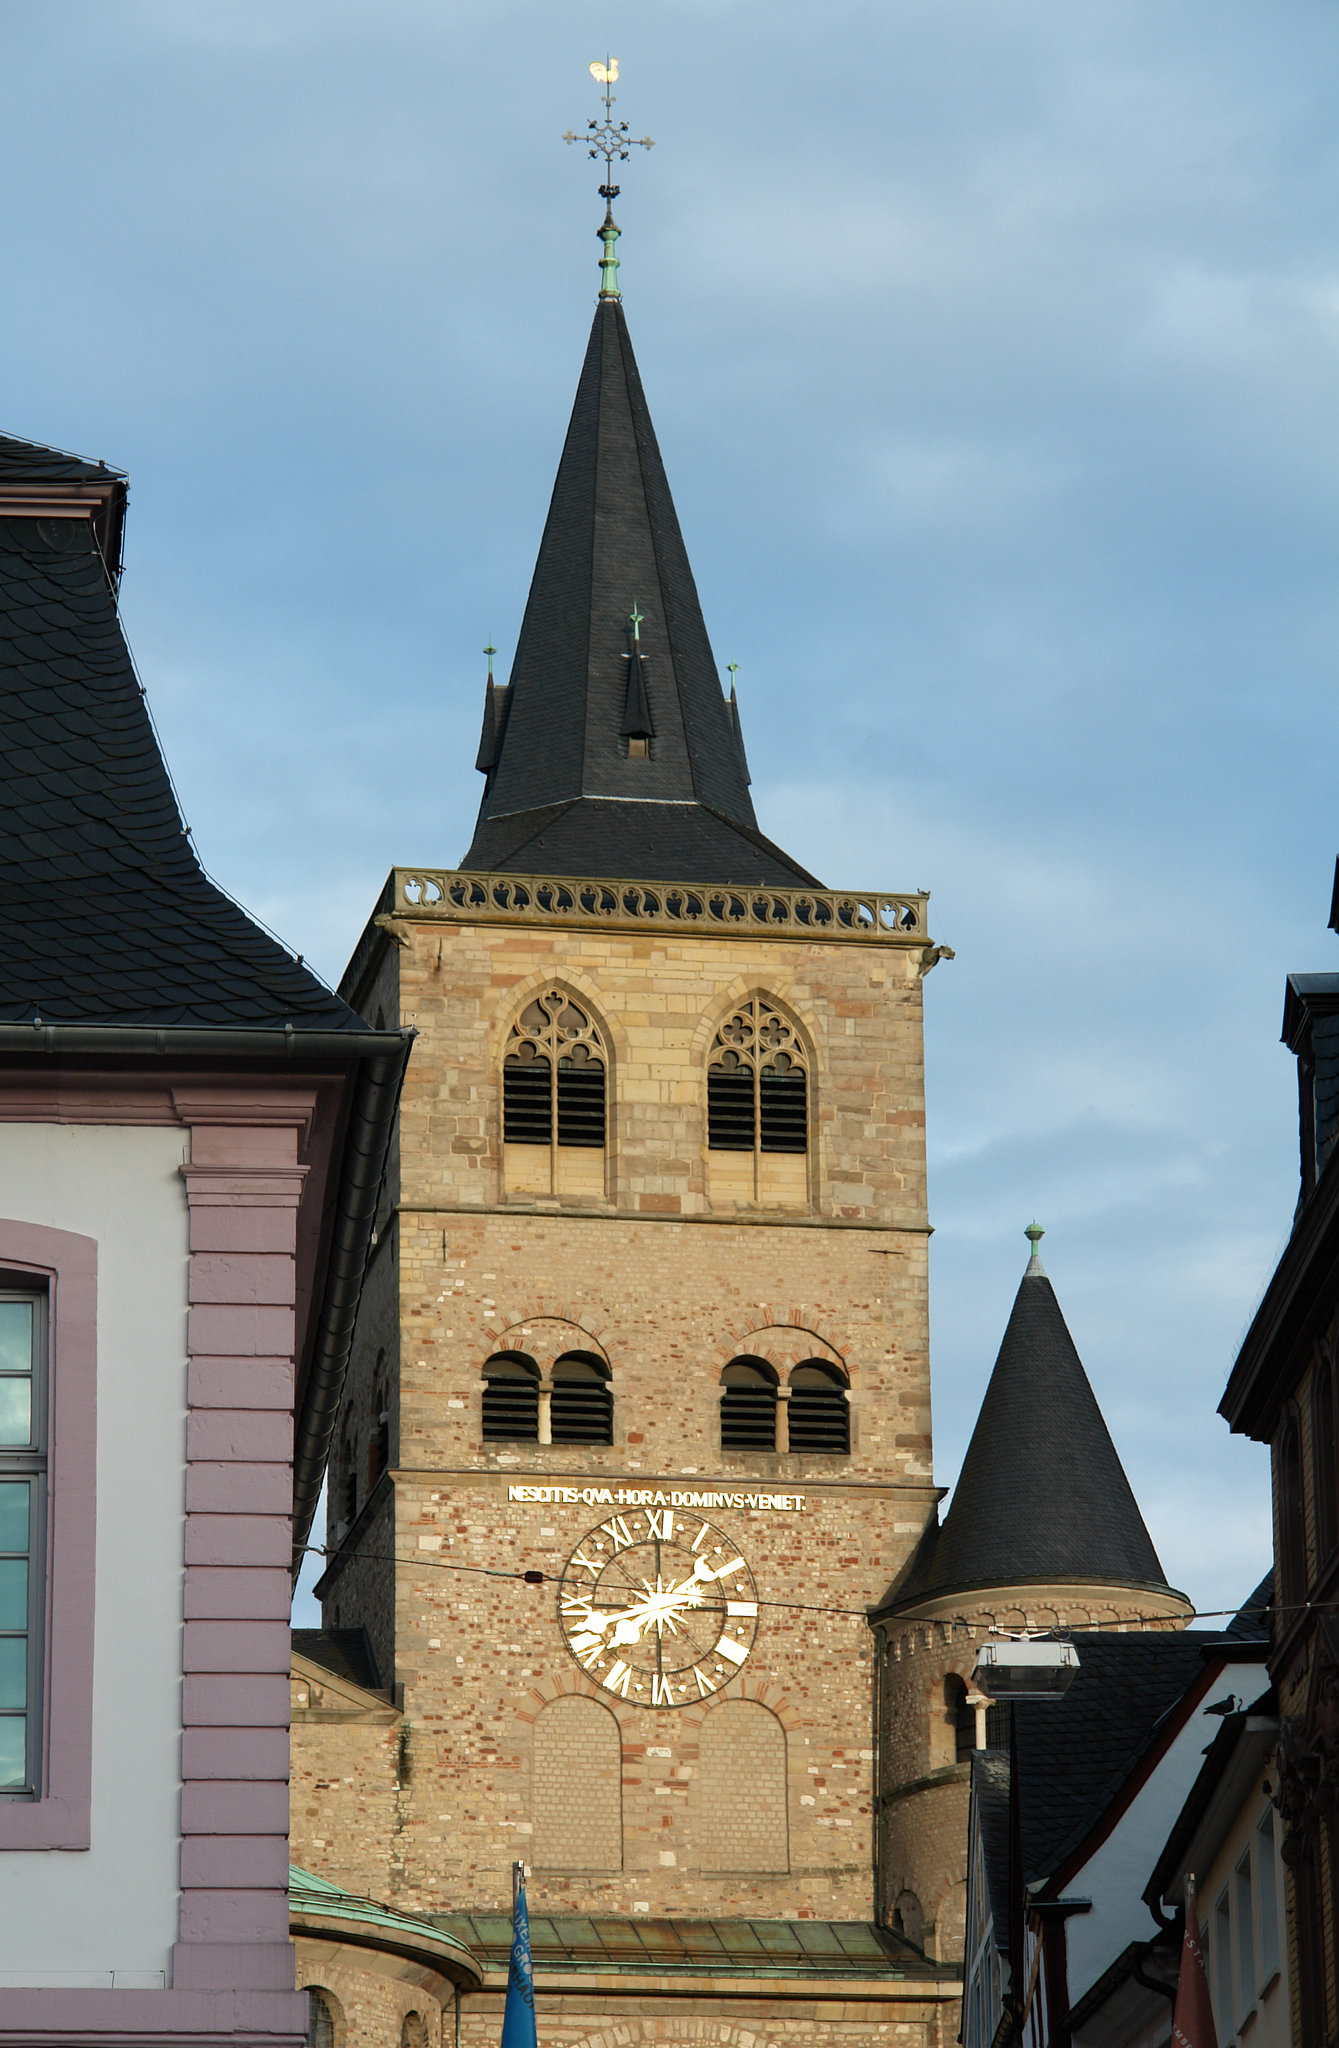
top-left (0, 1217), bottom-right (96, 1852)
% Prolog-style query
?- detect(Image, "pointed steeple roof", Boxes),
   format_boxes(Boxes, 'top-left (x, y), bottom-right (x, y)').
top-left (887, 1235), bottom-right (1170, 1609)
top-left (462, 297), bottom-right (817, 886)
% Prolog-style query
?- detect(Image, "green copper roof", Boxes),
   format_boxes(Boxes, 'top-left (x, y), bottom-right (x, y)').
top-left (290, 1867), bottom-right (481, 1986)
top-left (431, 1911), bottom-right (949, 1981)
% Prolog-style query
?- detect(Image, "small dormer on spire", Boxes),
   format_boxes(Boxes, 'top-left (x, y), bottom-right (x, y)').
top-left (621, 602), bottom-right (655, 751)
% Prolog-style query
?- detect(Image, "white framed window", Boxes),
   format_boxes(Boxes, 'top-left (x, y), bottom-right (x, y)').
top-left (0, 1289), bottom-right (46, 1797)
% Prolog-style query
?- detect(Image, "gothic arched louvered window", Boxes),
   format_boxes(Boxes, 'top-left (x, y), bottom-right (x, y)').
top-left (503, 991), bottom-right (607, 1199)
top-left (482, 1352), bottom-right (540, 1442)
top-left (550, 1353), bottom-right (614, 1445)
top-left (706, 998), bottom-right (810, 1207)
top-left (945, 1675), bottom-right (975, 1764)
top-left (720, 1358), bottom-right (778, 1451)
top-left (788, 1361), bottom-right (850, 1456)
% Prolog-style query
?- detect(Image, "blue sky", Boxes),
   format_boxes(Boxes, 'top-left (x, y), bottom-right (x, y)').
top-left (5, 3), bottom-right (1335, 1622)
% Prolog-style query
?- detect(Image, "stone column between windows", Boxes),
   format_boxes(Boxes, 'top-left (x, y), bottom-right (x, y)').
top-left (173, 1104), bottom-right (313, 2001)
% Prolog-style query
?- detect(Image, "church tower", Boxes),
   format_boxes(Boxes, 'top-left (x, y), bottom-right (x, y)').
top-left (871, 1231), bottom-right (1193, 1967)
top-left (291, 157), bottom-right (961, 2048)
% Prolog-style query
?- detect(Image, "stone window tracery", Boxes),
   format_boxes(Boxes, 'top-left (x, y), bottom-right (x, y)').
top-left (503, 991), bottom-right (607, 1199)
top-left (706, 997), bottom-right (810, 1207)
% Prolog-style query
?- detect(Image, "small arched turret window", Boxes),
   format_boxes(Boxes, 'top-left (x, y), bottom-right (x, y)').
top-left (482, 1352), bottom-right (540, 1442)
top-left (503, 991), bottom-right (607, 1198)
top-left (945, 1675), bottom-right (975, 1763)
top-left (721, 1358), bottom-right (778, 1451)
top-left (707, 998), bottom-right (809, 1206)
top-left (788, 1361), bottom-right (850, 1455)
top-left (551, 1353), bottom-right (613, 1445)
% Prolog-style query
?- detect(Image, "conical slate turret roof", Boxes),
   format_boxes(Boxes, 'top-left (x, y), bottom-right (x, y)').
top-left (462, 296), bottom-right (817, 887)
top-left (888, 1244), bottom-right (1169, 1609)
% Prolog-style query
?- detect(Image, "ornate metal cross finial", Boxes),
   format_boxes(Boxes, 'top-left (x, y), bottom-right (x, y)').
top-left (563, 59), bottom-right (654, 300)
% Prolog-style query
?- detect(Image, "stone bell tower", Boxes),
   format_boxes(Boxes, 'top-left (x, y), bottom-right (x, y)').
top-left (291, 187), bottom-right (962, 2047)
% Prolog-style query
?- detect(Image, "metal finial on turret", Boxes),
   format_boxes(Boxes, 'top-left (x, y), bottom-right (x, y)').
top-left (1024, 1222), bottom-right (1046, 1274)
top-left (563, 59), bottom-right (654, 300)
top-left (726, 660), bottom-right (740, 694)
top-left (484, 641), bottom-right (497, 684)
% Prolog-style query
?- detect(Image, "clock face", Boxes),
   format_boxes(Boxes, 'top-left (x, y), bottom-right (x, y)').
top-left (557, 1507), bottom-right (759, 1707)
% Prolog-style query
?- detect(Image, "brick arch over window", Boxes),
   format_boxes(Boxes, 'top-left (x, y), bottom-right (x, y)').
top-left (696, 1698), bottom-right (788, 1873)
top-left (532, 1694), bottom-right (622, 1871)
top-left (705, 994), bottom-right (811, 1209)
top-left (502, 987), bottom-right (610, 1201)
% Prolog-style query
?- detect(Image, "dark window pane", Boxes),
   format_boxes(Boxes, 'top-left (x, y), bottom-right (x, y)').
top-left (788, 1371), bottom-right (849, 1455)
top-left (759, 1064), bottom-right (807, 1153)
top-left (0, 1303), bottom-right (31, 1372)
top-left (0, 1381), bottom-right (30, 1447)
top-left (0, 1637), bottom-right (25, 1712)
top-left (550, 1362), bottom-right (613, 1445)
top-left (308, 1991), bottom-right (336, 2048)
top-left (556, 1055), bottom-right (605, 1147)
top-left (0, 1559), bottom-right (27, 1631)
top-left (721, 1364), bottom-right (777, 1450)
top-left (482, 1358), bottom-right (540, 1442)
top-left (0, 1715), bottom-right (24, 1789)
top-left (504, 1055), bottom-right (552, 1144)
top-left (708, 1066), bottom-right (755, 1150)
top-left (0, 1483), bottom-right (28, 1553)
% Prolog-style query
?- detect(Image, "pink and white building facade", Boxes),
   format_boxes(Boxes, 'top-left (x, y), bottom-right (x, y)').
top-left (0, 434), bottom-right (405, 2045)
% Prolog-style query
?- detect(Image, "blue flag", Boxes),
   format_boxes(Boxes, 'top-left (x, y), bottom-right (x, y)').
top-left (500, 1871), bottom-right (538, 2048)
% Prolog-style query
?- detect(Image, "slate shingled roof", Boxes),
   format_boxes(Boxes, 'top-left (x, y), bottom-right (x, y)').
top-left (1010, 1632), bottom-right (1214, 1884)
top-left (0, 432), bottom-right (121, 483)
top-left (463, 297), bottom-right (818, 887)
top-left (0, 500), bottom-right (363, 1030)
top-left (880, 1258), bottom-right (1171, 1610)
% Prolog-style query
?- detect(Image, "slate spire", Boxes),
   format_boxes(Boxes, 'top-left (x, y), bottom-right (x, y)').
top-left (892, 1234), bottom-right (1170, 1606)
top-left (461, 295), bottom-right (817, 886)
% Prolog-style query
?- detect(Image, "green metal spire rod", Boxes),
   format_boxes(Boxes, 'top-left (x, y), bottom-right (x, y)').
top-left (563, 58), bottom-right (654, 301)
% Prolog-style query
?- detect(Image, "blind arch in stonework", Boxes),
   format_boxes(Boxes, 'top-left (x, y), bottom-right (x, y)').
top-left (696, 1698), bottom-right (788, 1873)
top-left (532, 1694), bottom-right (622, 1870)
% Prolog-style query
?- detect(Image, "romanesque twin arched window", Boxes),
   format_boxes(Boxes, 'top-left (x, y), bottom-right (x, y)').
top-left (719, 1355), bottom-right (849, 1456)
top-left (482, 1350), bottom-right (613, 1446)
top-left (500, 988), bottom-right (811, 1204)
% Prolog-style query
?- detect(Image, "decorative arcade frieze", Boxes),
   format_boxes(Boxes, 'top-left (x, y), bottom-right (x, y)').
top-left (391, 867), bottom-right (935, 948)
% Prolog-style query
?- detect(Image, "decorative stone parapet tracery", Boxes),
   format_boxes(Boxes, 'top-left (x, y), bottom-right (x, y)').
top-left (390, 868), bottom-right (933, 947)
